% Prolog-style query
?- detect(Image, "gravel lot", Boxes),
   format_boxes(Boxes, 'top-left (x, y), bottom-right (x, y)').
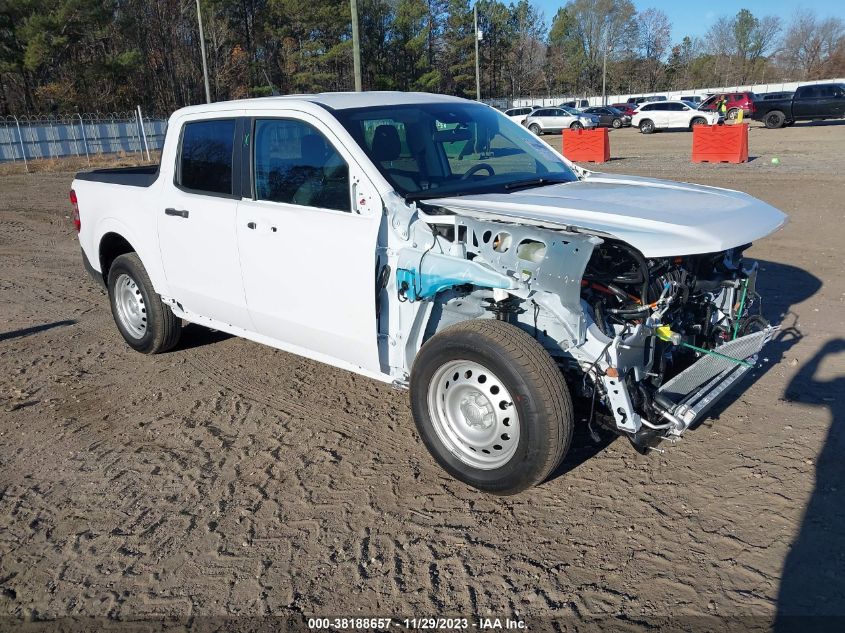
top-left (1, 121), bottom-right (843, 630)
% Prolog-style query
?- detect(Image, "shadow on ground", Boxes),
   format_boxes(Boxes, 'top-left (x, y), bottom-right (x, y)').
top-left (774, 338), bottom-right (845, 631)
top-left (0, 320), bottom-right (77, 342)
top-left (174, 323), bottom-right (233, 351)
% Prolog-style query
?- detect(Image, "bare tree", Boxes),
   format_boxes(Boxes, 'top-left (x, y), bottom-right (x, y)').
top-left (637, 8), bottom-right (670, 90)
top-left (780, 10), bottom-right (845, 78)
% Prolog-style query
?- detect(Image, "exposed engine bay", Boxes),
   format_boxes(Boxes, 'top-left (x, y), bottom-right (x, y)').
top-left (576, 239), bottom-right (769, 448)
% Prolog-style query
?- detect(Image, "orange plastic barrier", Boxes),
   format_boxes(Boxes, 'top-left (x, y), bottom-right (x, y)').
top-left (561, 127), bottom-right (610, 163)
top-left (692, 123), bottom-right (749, 163)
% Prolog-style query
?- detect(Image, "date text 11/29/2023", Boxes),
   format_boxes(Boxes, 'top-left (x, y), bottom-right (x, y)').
top-left (307, 617), bottom-right (527, 630)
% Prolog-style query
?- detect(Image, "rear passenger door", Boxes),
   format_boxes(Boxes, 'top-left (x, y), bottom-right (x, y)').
top-left (792, 86), bottom-right (819, 118)
top-left (158, 114), bottom-right (253, 329)
top-left (235, 112), bottom-right (382, 373)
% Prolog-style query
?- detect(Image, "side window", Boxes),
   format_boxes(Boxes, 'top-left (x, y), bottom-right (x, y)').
top-left (178, 119), bottom-right (236, 195)
top-left (253, 119), bottom-right (350, 213)
top-left (641, 104), bottom-right (654, 111)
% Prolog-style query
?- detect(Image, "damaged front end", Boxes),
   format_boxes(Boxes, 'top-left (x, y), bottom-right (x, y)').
top-left (575, 240), bottom-right (774, 448)
top-left (391, 205), bottom-right (775, 450)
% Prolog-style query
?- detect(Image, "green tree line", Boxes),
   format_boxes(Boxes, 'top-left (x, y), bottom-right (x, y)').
top-left (1, 0), bottom-right (843, 115)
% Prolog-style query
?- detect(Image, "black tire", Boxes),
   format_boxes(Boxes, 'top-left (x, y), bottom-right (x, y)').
top-left (765, 110), bottom-right (785, 129)
top-left (107, 252), bottom-right (182, 354)
top-left (690, 116), bottom-right (708, 129)
top-left (727, 108), bottom-right (739, 120)
top-left (410, 320), bottom-right (573, 495)
top-left (528, 123), bottom-right (542, 135)
top-left (611, 118), bottom-right (622, 129)
top-left (639, 119), bottom-right (655, 134)
top-left (570, 121), bottom-right (583, 130)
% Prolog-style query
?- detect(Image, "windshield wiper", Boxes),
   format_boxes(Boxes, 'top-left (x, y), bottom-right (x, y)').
top-left (404, 176), bottom-right (574, 202)
top-left (503, 177), bottom-right (572, 191)
top-left (404, 189), bottom-right (475, 202)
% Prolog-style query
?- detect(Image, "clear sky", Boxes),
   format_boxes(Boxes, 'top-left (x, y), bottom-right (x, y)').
top-left (531, 0), bottom-right (845, 43)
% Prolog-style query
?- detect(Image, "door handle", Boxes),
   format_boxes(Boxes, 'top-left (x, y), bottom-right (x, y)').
top-left (165, 208), bottom-right (189, 218)
top-left (247, 221), bottom-right (257, 230)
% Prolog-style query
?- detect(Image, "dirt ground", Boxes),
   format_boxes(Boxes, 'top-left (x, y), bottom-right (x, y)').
top-left (1, 121), bottom-right (844, 631)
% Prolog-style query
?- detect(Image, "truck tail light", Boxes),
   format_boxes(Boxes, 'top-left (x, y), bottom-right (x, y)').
top-left (69, 189), bottom-right (80, 232)
top-left (748, 100), bottom-right (756, 114)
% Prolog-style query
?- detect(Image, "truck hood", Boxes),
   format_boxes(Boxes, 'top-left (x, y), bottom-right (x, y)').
top-left (427, 173), bottom-right (787, 257)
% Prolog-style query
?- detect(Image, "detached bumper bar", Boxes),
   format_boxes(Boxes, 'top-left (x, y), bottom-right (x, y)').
top-left (656, 327), bottom-right (775, 431)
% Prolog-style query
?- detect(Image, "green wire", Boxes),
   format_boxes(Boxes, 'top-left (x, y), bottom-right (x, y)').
top-left (732, 278), bottom-right (749, 340)
top-left (680, 341), bottom-right (755, 368)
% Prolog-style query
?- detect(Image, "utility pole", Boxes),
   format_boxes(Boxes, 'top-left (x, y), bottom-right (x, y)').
top-left (351, 0), bottom-right (362, 91)
top-left (196, 0), bottom-right (211, 103)
top-left (601, 28), bottom-right (610, 106)
top-left (474, 4), bottom-right (481, 101)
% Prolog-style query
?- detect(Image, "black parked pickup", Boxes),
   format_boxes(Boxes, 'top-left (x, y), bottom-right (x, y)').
top-left (753, 83), bottom-right (845, 128)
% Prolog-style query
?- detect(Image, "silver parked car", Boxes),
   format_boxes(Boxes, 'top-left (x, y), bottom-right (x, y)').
top-left (523, 107), bottom-right (598, 135)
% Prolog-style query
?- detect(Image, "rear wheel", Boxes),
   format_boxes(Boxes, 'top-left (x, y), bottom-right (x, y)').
top-left (570, 121), bottom-right (583, 130)
top-left (611, 118), bottom-right (622, 129)
top-left (765, 110), bottom-right (786, 129)
top-left (727, 108), bottom-right (740, 120)
top-left (410, 320), bottom-right (573, 495)
top-left (108, 253), bottom-right (182, 354)
top-left (528, 123), bottom-right (542, 135)
top-left (639, 119), bottom-right (655, 134)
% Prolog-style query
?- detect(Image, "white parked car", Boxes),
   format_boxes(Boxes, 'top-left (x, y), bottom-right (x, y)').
top-left (523, 107), bottom-right (598, 135)
top-left (632, 100), bottom-right (722, 133)
top-left (72, 92), bottom-right (785, 494)
top-left (504, 106), bottom-right (535, 125)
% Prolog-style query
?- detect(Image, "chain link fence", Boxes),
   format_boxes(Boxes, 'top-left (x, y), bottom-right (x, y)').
top-left (0, 110), bottom-right (167, 171)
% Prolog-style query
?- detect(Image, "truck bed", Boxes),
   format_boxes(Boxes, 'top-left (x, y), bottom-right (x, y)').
top-left (74, 165), bottom-right (160, 188)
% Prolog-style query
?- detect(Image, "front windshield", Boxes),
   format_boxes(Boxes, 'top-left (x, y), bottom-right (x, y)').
top-left (333, 101), bottom-right (578, 199)
top-left (561, 106), bottom-right (582, 116)
top-left (681, 100), bottom-right (699, 109)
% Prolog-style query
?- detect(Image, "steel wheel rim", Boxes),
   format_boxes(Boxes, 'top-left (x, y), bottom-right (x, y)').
top-left (427, 360), bottom-right (520, 470)
top-left (114, 273), bottom-right (147, 339)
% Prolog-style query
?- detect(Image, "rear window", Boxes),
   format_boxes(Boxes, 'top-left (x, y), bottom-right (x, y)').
top-left (178, 119), bottom-right (236, 195)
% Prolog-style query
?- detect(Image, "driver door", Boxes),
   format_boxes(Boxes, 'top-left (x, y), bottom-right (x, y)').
top-left (235, 112), bottom-right (382, 374)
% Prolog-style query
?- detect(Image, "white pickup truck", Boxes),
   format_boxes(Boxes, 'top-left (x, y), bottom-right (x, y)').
top-left (72, 92), bottom-right (787, 494)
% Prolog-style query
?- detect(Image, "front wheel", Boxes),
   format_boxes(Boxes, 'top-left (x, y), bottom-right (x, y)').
top-left (611, 118), bottom-right (622, 129)
top-left (410, 320), bottom-right (573, 495)
top-left (570, 121), bottom-right (583, 130)
top-left (690, 117), bottom-right (708, 129)
top-left (639, 119), bottom-right (655, 134)
top-left (727, 108), bottom-right (740, 120)
top-left (108, 253), bottom-right (182, 354)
